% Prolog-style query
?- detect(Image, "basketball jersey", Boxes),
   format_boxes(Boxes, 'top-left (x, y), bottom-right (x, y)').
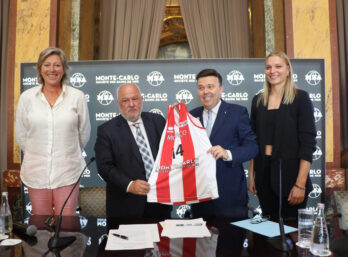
top-left (147, 103), bottom-right (218, 205)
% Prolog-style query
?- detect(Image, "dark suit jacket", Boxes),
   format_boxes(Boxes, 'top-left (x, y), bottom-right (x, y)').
top-left (94, 112), bottom-right (167, 218)
top-left (250, 89), bottom-right (316, 196)
top-left (190, 100), bottom-right (258, 218)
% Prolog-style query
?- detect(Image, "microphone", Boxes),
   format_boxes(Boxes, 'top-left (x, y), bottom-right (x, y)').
top-left (13, 222), bottom-right (37, 236)
top-left (266, 160), bottom-right (292, 256)
top-left (47, 157), bottom-right (95, 253)
top-left (12, 222), bottom-right (38, 246)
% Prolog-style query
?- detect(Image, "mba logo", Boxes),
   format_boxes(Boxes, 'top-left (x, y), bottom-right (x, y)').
top-left (150, 108), bottom-right (164, 117)
top-left (314, 108), bottom-right (323, 123)
top-left (305, 70), bottom-right (322, 86)
top-left (227, 70), bottom-right (244, 86)
top-left (176, 205), bottom-right (191, 218)
top-left (312, 146), bottom-right (322, 161)
top-left (97, 90), bottom-right (114, 106)
top-left (26, 202), bottom-right (33, 215)
top-left (176, 89), bottom-right (194, 104)
top-left (309, 184), bottom-right (322, 198)
top-left (79, 216), bottom-right (88, 229)
top-left (147, 71), bottom-right (165, 87)
top-left (70, 73), bottom-right (87, 88)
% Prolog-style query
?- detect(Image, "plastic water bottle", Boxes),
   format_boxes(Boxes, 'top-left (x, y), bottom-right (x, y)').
top-left (310, 203), bottom-right (331, 256)
top-left (0, 192), bottom-right (13, 234)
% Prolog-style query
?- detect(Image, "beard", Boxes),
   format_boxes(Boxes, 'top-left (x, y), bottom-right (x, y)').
top-left (120, 108), bottom-right (141, 122)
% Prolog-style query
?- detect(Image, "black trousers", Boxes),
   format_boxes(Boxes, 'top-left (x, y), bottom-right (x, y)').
top-left (255, 156), bottom-right (308, 222)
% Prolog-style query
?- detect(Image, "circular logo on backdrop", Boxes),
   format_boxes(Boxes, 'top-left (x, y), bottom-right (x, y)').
top-left (70, 73), bottom-right (87, 88)
top-left (176, 89), bottom-right (194, 104)
top-left (97, 90), bottom-right (114, 106)
top-left (79, 216), bottom-right (88, 229)
top-left (227, 70), bottom-right (244, 86)
top-left (305, 70), bottom-right (322, 86)
top-left (150, 108), bottom-right (164, 117)
top-left (314, 108), bottom-right (323, 122)
top-left (176, 205), bottom-right (191, 218)
top-left (147, 71), bottom-right (165, 87)
top-left (26, 202), bottom-right (33, 215)
top-left (312, 146), bottom-right (323, 161)
top-left (309, 184), bottom-right (322, 198)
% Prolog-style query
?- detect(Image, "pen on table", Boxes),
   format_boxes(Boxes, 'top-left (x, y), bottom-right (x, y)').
top-left (176, 223), bottom-right (203, 226)
top-left (112, 233), bottom-right (129, 240)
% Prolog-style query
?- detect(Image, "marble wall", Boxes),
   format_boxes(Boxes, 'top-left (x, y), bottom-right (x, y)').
top-left (13, 0), bottom-right (52, 164)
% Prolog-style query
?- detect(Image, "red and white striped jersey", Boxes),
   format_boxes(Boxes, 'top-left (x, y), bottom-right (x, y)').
top-left (147, 103), bottom-right (218, 205)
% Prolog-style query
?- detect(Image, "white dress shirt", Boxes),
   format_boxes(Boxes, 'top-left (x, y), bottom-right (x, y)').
top-left (203, 100), bottom-right (232, 161)
top-left (15, 84), bottom-right (91, 189)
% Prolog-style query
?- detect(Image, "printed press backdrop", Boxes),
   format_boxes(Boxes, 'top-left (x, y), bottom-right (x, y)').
top-left (20, 58), bottom-right (325, 243)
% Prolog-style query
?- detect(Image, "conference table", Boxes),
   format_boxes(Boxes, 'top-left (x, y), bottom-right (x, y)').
top-left (1, 215), bottom-right (332, 257)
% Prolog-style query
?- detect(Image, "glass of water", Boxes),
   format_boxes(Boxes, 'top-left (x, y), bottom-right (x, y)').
top-left (296, 208), bottom-right (314, 249)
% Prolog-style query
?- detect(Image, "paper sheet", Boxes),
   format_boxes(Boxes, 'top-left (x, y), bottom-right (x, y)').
top-left (160, 218), bottom-right (211, 238)
top-left (105, 229), bottom-right (153, 250)
top-left (118, 224), bottom-right (160, 242)
top-left (231, 219), bottom-right (298, 238)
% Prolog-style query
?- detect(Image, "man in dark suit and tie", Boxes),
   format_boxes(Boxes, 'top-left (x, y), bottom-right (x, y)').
top-left (190, 69), bottom-right (258, 219)
top-left (94, 83), bottom-right (171, 218)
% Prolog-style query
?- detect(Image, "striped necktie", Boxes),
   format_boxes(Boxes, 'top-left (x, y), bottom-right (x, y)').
top-left (133, 123), bottom-right (153, 179)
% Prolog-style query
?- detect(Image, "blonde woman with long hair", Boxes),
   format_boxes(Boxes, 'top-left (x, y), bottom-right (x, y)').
top-left (248, 51), bottom-right (316, 221)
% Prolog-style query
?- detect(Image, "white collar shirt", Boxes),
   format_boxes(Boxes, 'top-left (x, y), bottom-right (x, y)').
top-left (15, 84), bottom-right (91, 189)
top-left (127, 118), bottom-right (155, 163)
top-left (202, 100), bottom-right (232, 161)
top-left (203, 100), bottom-right (221, 128)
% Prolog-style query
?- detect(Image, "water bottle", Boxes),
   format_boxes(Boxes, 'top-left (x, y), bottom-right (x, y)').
top-left (0, 192), bottom-right (13, 234)
top-left (310, 203), bottom-right (331, 256)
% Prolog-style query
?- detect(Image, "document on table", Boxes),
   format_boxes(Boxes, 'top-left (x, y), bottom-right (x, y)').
top-left (105, 224), bottom-right (159, 250)
top-left (160, 218), bottom-right (211, 238)
top-left (118, 224), bottom-right (160, 242)
top-left (231, 219), bottom-right (297, 238)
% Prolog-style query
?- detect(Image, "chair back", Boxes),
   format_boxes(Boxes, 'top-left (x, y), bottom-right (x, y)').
top-left (78, 187), bottom-right (106, 217)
